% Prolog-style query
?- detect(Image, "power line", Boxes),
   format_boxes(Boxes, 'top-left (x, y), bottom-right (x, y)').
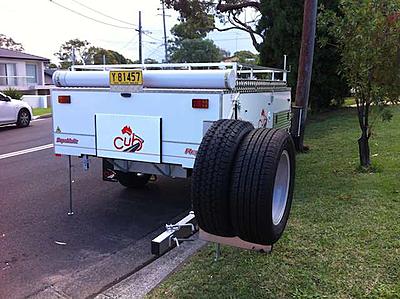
top-left (142, 32), bottom-right (164, 42)
top-left (146, 44), bottom-right (164, 59)
top-left (49, 0), bottom-right (136, 30)
top-left (143, 40), bottom-right (158, 45)
top-left (119, 34), bottom-right (139, 50)
top-left (68, 0), bottom-right (137, 27)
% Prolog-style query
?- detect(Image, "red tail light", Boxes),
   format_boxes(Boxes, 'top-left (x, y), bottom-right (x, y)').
top-left (58, 95), bottom-right (71, 104)
top-left (192, 99), bottom-right (209, 109)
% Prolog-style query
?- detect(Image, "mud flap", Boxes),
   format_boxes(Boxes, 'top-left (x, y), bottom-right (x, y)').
top-left (102, 159), bottom-right (118, 182)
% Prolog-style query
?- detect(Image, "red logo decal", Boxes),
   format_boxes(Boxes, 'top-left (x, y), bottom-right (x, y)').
top-left (258, 109), bottom-right (268, 128)
top-left (113, 125), bottom-right (144, 153)
top-left (185, 148), bottom-right (198, 156)
top-left (56, 137), bottom-right (79, 144)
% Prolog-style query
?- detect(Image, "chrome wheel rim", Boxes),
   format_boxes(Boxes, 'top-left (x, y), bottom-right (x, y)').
top-left (272, 150), bottom-right (290, 225)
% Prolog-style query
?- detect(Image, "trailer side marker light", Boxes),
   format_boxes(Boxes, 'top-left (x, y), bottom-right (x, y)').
top-left (192, 99), bottom-right (209, 109)
top-left (58, 95), bottom-right (71, 104)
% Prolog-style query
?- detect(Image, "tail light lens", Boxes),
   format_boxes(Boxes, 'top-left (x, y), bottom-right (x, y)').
top-left (192, 99), bottom-right (209, 109)
top-left (58, 95), bottom-right (71, 104)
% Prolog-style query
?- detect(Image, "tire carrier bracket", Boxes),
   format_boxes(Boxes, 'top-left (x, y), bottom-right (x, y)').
top-left (151, 212), bottom-right (198, 256)
top-left (199, 229), bottom-right (273, 259)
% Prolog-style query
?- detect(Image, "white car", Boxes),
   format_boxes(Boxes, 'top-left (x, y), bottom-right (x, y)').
top-left (0, 92), bottom-right (33, 127)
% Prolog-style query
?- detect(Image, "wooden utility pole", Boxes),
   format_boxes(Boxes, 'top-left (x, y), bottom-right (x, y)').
top-left (138, 11), bottom-right (143, 64)
top-left (291, 0), bottom-right (318, 151)
top-left (161, 0), bottom-right (168, 62)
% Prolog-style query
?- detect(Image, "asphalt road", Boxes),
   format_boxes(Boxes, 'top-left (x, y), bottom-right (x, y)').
top-left (0, 118), bottom-right (191, 298)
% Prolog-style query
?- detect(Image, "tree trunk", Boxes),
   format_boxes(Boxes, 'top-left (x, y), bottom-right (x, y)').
top-left (358, 130), bottom-right (371, 167)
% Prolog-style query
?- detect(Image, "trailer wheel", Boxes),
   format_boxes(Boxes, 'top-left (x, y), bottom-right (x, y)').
top-left (192, 119), bottom-right (254, 236)
top-left (230, 128), bottom-right (295, 245)
top-left (115, 171), bottom-right (151, 188)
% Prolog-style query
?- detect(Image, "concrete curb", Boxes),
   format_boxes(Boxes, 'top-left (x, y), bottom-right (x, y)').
top-left (27, 212), bottom-right (205, 299)
top-left (95, 235), bottom-right (207, 299)
top-left (33, 113), bottom-right (52, 120)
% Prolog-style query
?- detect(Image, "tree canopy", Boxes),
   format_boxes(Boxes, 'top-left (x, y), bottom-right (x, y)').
top-left (169, 38), bottom-right (226, 63)
top-left (166, 0), bottom-right (263, 50)
top-left (0, 34), bottom-right (24, 51)
top-left (167, 0), bottom-right (350, 110)
top-left (168, 7), bottom-right (229, 63)
top-left (321, 0), bottom-right (400, 167)
top-left (258, 0), bottom-right (350, 110)
top-left (54, 39), bottom-right (133, 69)
top-left (232, 50), bottom-right (258, 63)
top-left (54, 39), bottom-right (92, 69)
top-left (89, 47), bottom-right (133, 65)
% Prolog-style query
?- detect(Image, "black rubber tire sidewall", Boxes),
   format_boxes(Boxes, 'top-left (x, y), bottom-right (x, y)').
top-left (16, 108), bottom-right (31, 128)
top-left (268, 130), bottom-right (296, 243)
top-left (192, 119), bottom-right (254, 237)
top-left (230, 128), bottom-right (296, 245)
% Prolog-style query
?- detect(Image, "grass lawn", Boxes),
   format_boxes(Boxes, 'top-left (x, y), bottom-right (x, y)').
top-left (149, 106), bottom-right (400, 298)
top-left (32, 107), bottom-right (52, 116)
top-left (344, 97), bottom-right (356, 107)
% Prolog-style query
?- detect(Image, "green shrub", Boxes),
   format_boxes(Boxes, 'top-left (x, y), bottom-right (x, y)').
top-left (3, 88), bottom-right (23, 100)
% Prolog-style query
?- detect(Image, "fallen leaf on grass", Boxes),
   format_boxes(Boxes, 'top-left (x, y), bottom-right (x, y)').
top-left (338, 194), bottom-right (352, 201)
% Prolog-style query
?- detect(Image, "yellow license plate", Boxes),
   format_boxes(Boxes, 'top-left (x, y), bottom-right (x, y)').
top-left (109, 70), bottom-right (143, 85)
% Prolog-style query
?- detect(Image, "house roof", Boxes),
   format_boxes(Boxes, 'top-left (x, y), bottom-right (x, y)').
top-left (0, 48), bottom-right (50, 62)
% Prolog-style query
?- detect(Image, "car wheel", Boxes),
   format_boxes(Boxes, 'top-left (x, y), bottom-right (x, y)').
top-left (115, 171), bottom-right (151, 188)
top-left (16, 108), bottom-right (31, 128)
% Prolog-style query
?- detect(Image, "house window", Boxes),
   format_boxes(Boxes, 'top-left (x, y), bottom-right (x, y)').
top-left (26, 64), bottom-right (38, 84)
top-left (0, 64), bottom-right (6, 85)
top-left (0, 63), bottom-right (17, 85)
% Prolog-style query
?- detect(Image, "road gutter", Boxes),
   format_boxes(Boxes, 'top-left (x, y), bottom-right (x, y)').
top-left (27, 213), bottom-right (206, 299)
top-left (33, 113), bottom-right (52, 120)
top-left (94, 235), bottom-right (206, 299)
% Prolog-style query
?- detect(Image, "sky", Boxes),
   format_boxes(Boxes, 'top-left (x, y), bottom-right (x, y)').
top-left (1, 0), bottom-right (257, 63)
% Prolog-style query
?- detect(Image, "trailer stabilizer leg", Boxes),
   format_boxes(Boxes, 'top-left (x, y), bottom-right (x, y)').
top-left (67, 155), bottom-right (74, 216)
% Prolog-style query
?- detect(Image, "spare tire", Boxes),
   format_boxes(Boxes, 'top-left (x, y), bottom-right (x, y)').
top-left (192, 119), bottom-right (254, 237)
top-left (230, 128), bottom-right (295, 245)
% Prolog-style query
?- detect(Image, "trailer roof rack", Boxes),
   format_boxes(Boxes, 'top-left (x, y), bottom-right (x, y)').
top-left (71, 62), bottom-right (288, 82)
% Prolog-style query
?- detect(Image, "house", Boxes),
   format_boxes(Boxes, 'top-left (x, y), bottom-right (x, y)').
top-left (0, 48), bottom-right (50, 95)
